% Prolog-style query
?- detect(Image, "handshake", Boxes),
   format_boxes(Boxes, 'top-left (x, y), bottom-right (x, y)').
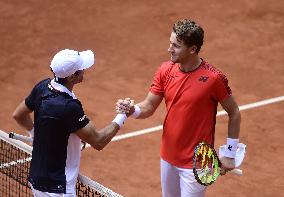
top-left (112, 98), bottom-right (141, 128)
top-left (116, 98), bottom-right (134, 116)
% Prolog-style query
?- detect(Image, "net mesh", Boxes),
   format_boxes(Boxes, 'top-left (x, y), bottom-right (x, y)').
top-left (0, 130), bottom-right (123, 197)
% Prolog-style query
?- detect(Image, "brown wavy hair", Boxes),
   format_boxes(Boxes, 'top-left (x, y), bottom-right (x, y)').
top-left (173, 19), bottom-right (204, 53)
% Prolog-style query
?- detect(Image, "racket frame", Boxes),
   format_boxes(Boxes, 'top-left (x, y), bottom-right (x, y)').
top-left (193, 142), bottom-right (222, 186)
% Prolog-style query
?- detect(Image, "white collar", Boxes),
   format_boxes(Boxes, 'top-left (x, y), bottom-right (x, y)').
top-left (50, 79), bottom-right (77, 99)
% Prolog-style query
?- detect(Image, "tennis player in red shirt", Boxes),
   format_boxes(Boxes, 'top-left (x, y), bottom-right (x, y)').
top-left (117, 19), bottom-right (241, 197)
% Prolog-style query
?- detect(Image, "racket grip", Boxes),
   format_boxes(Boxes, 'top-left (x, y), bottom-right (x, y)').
top-left (230, 169), bottom-right (243, 175)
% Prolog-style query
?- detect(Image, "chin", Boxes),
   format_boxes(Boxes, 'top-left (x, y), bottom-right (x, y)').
top-left (171, 58), bottom-right (178, 64)
top-left (170, 56), bottom-right (179, 63)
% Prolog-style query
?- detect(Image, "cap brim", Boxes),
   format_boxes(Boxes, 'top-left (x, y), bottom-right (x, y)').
top-left (79, 50), bottom-right (95, 70)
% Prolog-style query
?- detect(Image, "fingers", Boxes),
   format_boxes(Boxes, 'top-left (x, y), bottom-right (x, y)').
top-left (116, 98), bottom-right (134, 114)
top-left (220, 157), bottom-right (235, 168)
top-left (220, 168), bottom-right (226, 176)
top-left (220, 167), bottom-right (233, 176)
top-left (9, 132), bottom-right (15, 139)
top-left (130, 99), bottom-right (135, 106)
top-left (220, 156), bottom-right (236, 176)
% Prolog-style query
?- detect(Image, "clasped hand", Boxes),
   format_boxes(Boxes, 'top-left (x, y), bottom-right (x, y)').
top-left (116, 98), bottom-right (135, 116)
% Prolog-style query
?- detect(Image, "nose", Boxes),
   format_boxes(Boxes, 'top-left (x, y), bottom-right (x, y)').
top-left (168, 44), bottom-right (173, 53)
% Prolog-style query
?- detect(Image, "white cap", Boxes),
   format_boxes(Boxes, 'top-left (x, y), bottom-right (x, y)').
top-left (50, 49), bottom-right (95, 78)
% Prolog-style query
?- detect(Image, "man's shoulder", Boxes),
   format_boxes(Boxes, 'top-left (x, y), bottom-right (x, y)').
top-left (157, 61), bottom-right (178, 75)
top-left (27, 78), bottom-right (51, 98)
top-left (200, 61), bottom-right (226, 78)
top-left (160, 61), bottom-right (176, 69)
top-left (33, 78), bottom-right (51, 90)
top-left (65, 99), bottom-right (83, 112)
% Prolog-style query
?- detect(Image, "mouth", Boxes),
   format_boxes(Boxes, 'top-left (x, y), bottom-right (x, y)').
top-left (170, 54), bottom-right (176, 59)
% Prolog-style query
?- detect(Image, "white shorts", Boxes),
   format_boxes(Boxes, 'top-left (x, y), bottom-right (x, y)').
top-left (29, 183), bottom-right (76, 197)
top-left (161, 158), bottom-right (206, 197)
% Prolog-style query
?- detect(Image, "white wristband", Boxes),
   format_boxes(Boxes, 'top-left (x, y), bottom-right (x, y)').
top-left (131, 105), bottom-right (141, 118)
top-left (112, 114), bottom-right (127, 128)
top-left (224, 138), bottom-right (239, 158)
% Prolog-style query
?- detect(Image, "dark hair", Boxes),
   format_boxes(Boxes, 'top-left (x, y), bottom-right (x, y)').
top-left (55, 77), bottom-right (68, 85)
top-left (173, 19), bottom-right (204, 53)
top-left (52, 69), bottom-right (82, 85)
top-left (49, 67), bottom-right (66, 85)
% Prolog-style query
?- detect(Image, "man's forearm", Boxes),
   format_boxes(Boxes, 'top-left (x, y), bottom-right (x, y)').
top-left (227, 110), bottom-right (241, 139)
top-left (133, 96), bottom-right (162, 119)
top-left (14, 115), bottom-right (33, 131)
top-left (135, 102), bottom-right (156, 119)
top-left (96, 123), bottom-right (120, 150)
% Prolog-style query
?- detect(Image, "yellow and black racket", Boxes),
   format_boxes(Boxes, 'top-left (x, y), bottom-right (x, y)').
top-left (193, 142), bottom-right (242, 186)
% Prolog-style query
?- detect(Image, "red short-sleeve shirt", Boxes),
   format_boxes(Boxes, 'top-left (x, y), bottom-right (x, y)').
top-left (150, 60), bottom-right (232, 168)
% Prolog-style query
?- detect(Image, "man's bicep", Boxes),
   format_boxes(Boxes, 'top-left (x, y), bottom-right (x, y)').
top-left (220, 96), bottom-right (239, 114)
top-left (75, 121), bottom-right (99, 144)
top-left (13, 101), bottom-right (33, 117)
top-left (21, 101), bottom-right (33, 113)
top-left (137, 92), bottom-right (163, 115)
top-left (147, 92), bottom-right (163, 109)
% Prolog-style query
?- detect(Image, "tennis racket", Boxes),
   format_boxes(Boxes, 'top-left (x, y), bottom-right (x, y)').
top-left (193, 142), bottom-right (243, 186)
top-left (9, 132), bottom-right (87, 151)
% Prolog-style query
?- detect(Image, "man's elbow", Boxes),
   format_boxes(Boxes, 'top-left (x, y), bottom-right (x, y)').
top-left (235, 107), bottom-right (241, 118)
top-left (92, 143), bottom-right (105, 151)
top-left (229, 108), bottom-right (241, 121)
top-left (12, 111), bottom-right (21, 121)
top-left (91, 138), bottom-right (107, 151)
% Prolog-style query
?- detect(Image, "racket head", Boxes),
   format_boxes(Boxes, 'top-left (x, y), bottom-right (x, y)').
top-left (193, 142), bottom-right (222, 186)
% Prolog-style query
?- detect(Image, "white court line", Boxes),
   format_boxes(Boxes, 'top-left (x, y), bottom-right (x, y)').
top-left (86, 96), bottom-right (284, 148)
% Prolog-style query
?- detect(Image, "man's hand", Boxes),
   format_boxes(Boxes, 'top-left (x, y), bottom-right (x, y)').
top-left (116, 98), bottom-right (135, 116)
top-left (220, 156), bottom-right (236, 175)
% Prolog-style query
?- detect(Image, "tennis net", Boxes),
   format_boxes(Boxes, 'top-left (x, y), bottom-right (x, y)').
top-left (0, 129), bottom-right (123, 197)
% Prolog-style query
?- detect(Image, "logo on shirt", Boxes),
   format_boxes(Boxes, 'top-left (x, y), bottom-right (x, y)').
top-left (78, 115), bottom-right (87, 122)
top-left (48, 83), bottom-right (54, 90)
top-left (170, 75), bottom-right (179, 78)
top-left (199, 76), bottom-right (209, 82)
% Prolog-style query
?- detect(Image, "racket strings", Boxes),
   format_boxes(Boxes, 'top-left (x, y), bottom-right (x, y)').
top-left (194, 144), bottom-right (221, 185)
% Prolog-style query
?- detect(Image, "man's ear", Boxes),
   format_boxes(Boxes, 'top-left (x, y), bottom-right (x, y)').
top-left (189, 45), bottom-right (198, 54)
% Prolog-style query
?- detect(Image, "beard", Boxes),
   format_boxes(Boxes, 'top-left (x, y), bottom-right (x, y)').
top-left (170, 54), bottom-right (179, 63)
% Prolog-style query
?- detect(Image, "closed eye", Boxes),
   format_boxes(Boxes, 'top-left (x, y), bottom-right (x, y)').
top-left (170, 42), bottom-right (181, 48)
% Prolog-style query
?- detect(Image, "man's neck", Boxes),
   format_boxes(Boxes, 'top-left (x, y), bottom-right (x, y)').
top-left (179, 56), bottom-right (201, 73)
top-left (51, 79), bottom-right (77, 99)
top-left (64, 83), bottom-right (74, 92)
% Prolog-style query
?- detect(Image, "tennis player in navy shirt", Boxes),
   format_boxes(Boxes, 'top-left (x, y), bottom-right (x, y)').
top-left (12, 49), bottom-right (128, 196)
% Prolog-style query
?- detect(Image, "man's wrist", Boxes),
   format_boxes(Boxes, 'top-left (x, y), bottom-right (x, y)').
top-left (224, 138), bottom-right (239, 158)
top-left (131, 105), bottom-right (141, 118)
top-left (112, 114), bottom-right (127, 128)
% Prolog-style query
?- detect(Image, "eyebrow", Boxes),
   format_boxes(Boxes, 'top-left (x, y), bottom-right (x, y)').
top-left (170, 41), bottom-right (181, 47)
